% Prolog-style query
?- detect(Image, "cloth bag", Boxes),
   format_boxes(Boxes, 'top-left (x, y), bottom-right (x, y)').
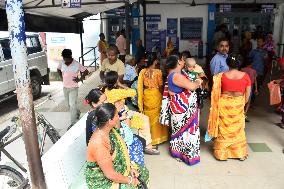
top-left (267, 81), bottom-right (281, 105)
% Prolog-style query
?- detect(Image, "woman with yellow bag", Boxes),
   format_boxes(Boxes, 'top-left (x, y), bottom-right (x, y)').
top-left (104, 71), bottom-right (160, 155)
top-left (138, 53), bottom-right (169, 146)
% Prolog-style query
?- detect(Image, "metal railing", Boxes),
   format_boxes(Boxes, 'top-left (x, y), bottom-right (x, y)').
top-left (79, 46), bottom-right (99, 70)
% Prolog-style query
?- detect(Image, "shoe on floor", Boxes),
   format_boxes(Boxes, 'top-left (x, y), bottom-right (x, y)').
top-left (76, 111), bottom-right (81, 120)
top-left (275, 123), bottom-right (284, 129)
top-left (67, 124), bottom-right (74, 131)
top-left (144, 148), bottom-right (160, 155)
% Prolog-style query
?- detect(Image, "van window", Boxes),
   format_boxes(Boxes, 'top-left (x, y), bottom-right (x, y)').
top-left (26, 36), bottom-right (42, 54)
top-left (0, 39), bottom-right (12, 60)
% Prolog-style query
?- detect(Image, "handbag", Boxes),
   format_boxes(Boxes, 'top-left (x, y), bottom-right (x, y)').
top-left (196, 88), bottom-right (209, 109)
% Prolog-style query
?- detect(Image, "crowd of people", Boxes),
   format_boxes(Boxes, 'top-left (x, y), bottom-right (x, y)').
top-left (57, 26), bottom-right (281, 188)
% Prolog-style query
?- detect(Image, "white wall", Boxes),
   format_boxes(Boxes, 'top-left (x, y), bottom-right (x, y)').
top-left (273, 3), bottom-right (284, 57)
top-left (46, 14), bottom-right (101, 71)
top-left (46, 33), bottom-right (81, 72)
top-left (146, 4), bottom-right (208, 52)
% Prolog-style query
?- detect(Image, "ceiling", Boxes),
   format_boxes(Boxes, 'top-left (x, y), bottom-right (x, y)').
top-left (0, 0), bottom-right (136, 19)
top-left (153, 0), bottom-right (284, 4)
top-left (0, 0), bottom-right (282, 20)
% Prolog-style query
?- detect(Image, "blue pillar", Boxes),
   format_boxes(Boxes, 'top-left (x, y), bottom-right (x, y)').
top-left (5, 0), bottom-right (46, 188)
top-left (131, 2), bottom-right (140, 56)
top-left (207, 3), bottom-right (216, 55)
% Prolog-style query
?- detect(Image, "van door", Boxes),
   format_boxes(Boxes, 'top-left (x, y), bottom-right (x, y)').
top-left (0, 39), bottom-right (15, 92)
top-left (0, 40), bottom-right (11, 96)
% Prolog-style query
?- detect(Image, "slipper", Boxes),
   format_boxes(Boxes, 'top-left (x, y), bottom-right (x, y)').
top-left (275, 123), bottom-right (284, 129)
top-left (175, 158), bottom-right (183, 162)
top-left (239, 155), bottom-right (248, 161)
top-left (144, 148), bottom-right (160, 155)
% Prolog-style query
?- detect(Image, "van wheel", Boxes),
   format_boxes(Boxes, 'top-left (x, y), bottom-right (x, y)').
top-left (31, 76), bottom-right (42, 99)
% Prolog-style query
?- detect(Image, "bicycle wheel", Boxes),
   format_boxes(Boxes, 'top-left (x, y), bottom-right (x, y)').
top-left (46, 127), bottom-right (61, 144)
top-left (0, 165), bottom-right (25, 189)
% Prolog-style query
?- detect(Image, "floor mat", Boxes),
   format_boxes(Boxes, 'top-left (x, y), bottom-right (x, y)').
top-left (248, 143), bottom-right (272, 152)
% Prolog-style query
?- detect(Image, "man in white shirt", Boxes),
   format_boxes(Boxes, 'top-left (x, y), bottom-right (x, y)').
top-left (116, 29), bottom-right (126, 63)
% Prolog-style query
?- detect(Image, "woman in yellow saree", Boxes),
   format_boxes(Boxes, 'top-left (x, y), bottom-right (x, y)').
top-left (207, 54), bottom-right (251, 161)
top-left (97, 33), bottom-right (109, 65)
top-left (138, 53), bottom-right (169, 145)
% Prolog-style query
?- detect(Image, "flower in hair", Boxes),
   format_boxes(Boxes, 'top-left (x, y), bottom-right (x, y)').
top-left (83, 99), bottom-right (90, 105)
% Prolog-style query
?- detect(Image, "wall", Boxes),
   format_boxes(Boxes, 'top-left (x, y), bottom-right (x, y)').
top-left (273, 3), bottom-right (284, 57)
top-left (146, 4), bottom-right (208, 52)
top-left (46, 14), bottom-right (101, 75)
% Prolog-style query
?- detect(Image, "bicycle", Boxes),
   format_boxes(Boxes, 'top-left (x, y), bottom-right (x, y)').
top-left (0, 97), bottom-right (61, 188)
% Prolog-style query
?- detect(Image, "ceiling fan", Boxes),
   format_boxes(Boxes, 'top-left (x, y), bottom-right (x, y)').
top-left (178, 0), bottom-right (208, 7)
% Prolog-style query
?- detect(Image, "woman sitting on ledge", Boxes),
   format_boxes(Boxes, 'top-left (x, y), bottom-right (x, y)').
top-left (85, 103), bottom-right (149, 188)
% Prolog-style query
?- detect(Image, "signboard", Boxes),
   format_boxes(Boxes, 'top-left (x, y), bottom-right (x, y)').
top-left (146, 30), bottom-right (166, 53)
top-left (105, 8), bottom-right (126, 16)
top-left (147, 23), bottom-right (158, 31)
top-left (61, 0), bottom-right (81, 8)
top-left (50, 37), bottom-right (65, 44)
top-left (48, 46), bottom-right (66, 61)
top-left (167, 18), bottom-right (177, 37)
top-left (146, 14), bottom-right (161, 22)
top-left (261, 4), bottom-right (274, 13)
top-left (219, 4), bottom-right (231, 12)
top-left (180, 18), bottom-right (203, 40)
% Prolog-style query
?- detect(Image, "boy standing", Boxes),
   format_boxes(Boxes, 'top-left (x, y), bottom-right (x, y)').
top-left (57, 49), bottom-right (89, 128)
top-left (249, 37), bottom-right (268, 89)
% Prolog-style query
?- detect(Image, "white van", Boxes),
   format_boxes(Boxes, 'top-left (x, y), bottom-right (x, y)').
top-left (0, 33), bottom-right (49, 102)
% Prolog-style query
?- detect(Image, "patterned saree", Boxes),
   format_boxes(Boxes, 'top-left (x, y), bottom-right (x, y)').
top-left (85, 128), bottom-right (149, 189)
top-left (160, 80), bottom-right (200, 165)
top-left (208, 73), bottom-right (248, 160)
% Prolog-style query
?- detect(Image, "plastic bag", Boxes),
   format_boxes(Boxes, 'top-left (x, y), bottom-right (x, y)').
top-left (267, 81), bottom-right (281, 105)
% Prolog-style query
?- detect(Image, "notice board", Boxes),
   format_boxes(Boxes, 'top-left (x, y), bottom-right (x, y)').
top-left (180, 18), bottom-right (203, 40)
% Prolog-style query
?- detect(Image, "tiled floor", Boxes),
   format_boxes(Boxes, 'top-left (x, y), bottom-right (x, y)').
top-left (1, 69), bottom-right (284, 188)
top-left (145, 85), bottom-right (284, 189)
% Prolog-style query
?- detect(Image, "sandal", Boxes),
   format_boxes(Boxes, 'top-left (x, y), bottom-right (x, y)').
top-left (175, 158), bottom-right (183, 162)
top-left (275, 123), bottom-right (284, 129)
top-left (144, 148), bottom-right (160, 155)
top-left (239, 155), bottom-right (248, 161)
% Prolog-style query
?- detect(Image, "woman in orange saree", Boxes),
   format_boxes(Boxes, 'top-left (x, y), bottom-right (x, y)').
top-left (138, 53), bottom-right (169, 145)
top-left (207, 54), bottom-right (251, 161)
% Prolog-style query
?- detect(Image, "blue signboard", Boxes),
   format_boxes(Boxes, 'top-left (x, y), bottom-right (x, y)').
top-left (70, 0), bottom-right (81, 8)
top-left (146, 30), bottom-right (167, 53)
top-left (180, 17), bottom-right (203, 40)
top-left (50, 37), bottom-right (65, 44)
top-left (147, 23), bottom-right (158, 31)
top-left (167, 18), bottom-right (177, 37)
top-left (146, 14), bottom-right (161, 22)
top-left (61, 0), bottom-right (81, 8)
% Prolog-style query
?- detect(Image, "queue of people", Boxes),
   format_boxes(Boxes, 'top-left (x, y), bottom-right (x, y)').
top-left (54, 27), bottom-right (280, 188)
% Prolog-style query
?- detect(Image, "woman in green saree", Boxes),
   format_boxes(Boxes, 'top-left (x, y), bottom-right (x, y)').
top-left (85, 103), bottom-right (149, 189)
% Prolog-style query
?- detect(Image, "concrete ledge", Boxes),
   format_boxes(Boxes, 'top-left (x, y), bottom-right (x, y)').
top-left (41, 113), bottom-right (88, 189)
